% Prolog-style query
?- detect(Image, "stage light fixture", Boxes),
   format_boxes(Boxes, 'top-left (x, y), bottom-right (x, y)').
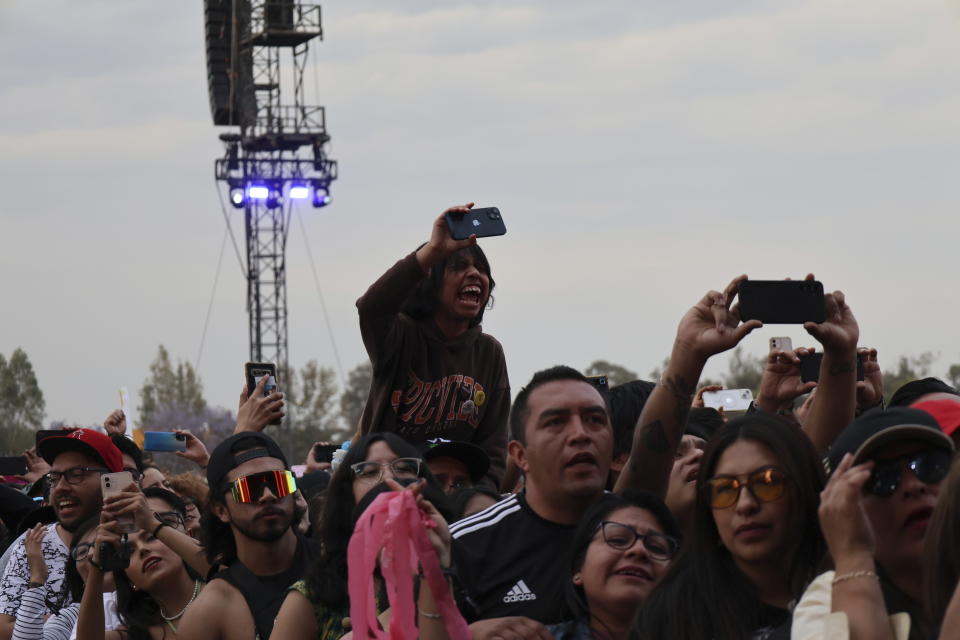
top-left (289, 184), bottom-right (310, 199)
top-left (229, 187), bottom-right (245, 208)
top-left (247, 184), bottom-right (270, 200)
top-left (312, 186), bottom-right (331, 208)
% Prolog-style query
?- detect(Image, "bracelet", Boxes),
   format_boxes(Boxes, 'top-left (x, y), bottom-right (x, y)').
top-left (152, 522), bottom-right (167, 538)
top-left (832, 570), bottom-right (878, 586)
top-left (418, 608), bottom-right (442, 620)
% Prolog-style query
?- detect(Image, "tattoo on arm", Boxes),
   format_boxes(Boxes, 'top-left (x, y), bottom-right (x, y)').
top-left (639, 420), bottom-right (671, 453)
top-left (828, 359), bottom-right (856, 376)
top-left (661, 374), bottom-right (696, 400)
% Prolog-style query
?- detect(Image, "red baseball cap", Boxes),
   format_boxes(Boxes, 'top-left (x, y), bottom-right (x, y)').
top-left (38, 428), bottom-right (123, 472)
top-left (912, 398), bottom-right (960, 437)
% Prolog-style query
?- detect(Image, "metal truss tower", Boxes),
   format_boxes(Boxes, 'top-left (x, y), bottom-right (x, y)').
top-left (206, 0), bottom-right (338, 384)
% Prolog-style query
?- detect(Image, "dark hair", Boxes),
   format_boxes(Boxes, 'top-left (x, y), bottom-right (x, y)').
top-left (632, 415), bottom-right (826, 640)
top-left (449, 486), bottom-right (502, 522)
top-left (65, 516), bottom-right (101, 603)
top-left (400, 244), bottom-right (495, 328)
top-left (115, 489), bottom-right (198, 640)
top-left (607, 381), bottom-right (656, 458)
top-left (306, 433), bottom-right (448, 610)
top-left (889, 377), bottom-right (959, 407)
top-left (686, 407), bottom-right (724, 441)
top-left (564, 491), bottom-right (680, 623)
top-left (924, 457), bottom-right (960, 624)
top-left (110, 434), bottom-right (144, 473)
top-left (510, 365), bottom-right (608, 444)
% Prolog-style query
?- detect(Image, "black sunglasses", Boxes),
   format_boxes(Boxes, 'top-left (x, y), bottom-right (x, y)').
top-left (865, 449), bottom-right (951, 497)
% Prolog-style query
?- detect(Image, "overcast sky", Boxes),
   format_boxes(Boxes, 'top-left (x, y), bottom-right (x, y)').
top-left (3, 1), bottom-right (960, 426)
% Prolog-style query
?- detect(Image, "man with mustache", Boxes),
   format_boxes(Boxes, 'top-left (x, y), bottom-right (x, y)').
top-left (178, 433), bottom-right (308, 640)
top-left (0, 429), bottom-right (123, 640)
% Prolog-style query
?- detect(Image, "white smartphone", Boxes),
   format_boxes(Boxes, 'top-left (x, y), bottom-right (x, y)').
top-left (101, 471), bottom-right (136, 533)
top-left (702, 389), bottom-right (754, 412)
top-left (769, 337), bottom-right (793, 352)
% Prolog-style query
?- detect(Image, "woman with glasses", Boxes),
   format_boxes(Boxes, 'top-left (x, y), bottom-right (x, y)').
top-left (270, 433), bottom-right (450, 639)
top-left (547, 491), bottom-right (679, 640)
top-left (75, 488), bottom-right (204, 639)
top-left (633, 414), bottom-right (827, 640)
top-left (793, 407), bottom-right (953, 640)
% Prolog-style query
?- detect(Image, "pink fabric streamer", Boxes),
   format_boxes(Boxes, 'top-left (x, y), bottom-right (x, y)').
top-left (347, 490), bottom-right (470, 640)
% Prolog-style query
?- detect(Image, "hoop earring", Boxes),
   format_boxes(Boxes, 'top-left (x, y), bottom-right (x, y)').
top-left (486, 295), bottom-right (495, 310)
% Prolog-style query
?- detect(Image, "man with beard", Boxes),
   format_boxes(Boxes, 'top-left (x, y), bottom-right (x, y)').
top-left (178, 433), bottom-right (307, 640)
top-left (0, 428), bottom-right (123, 640)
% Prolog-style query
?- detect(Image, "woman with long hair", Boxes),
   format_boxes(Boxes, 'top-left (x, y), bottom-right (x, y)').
top-left (355, 207), bottom-right (510, 489)
top-left (270, 433), bottom-right (450, 639)
top-left (76, 487), bottom-right (203, 639)
top-left (633, 415), bottom-right (826, 640)
top-left (549, 491), bottom-right (680, 640)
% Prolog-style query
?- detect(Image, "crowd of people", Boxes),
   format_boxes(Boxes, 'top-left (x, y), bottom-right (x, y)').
top-left (2, 204), bottom-right (960, 639)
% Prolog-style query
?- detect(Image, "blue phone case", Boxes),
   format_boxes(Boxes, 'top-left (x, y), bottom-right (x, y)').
top-left (143, 431), bottom-right (187, 452)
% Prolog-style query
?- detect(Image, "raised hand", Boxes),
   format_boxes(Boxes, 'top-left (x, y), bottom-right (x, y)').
top-left (819, 453), bottom-right (876, 566)
top-left (173, 429), bottom-right (210, 469)
top-left (692, 385), bottom-right (723, 408)
top-left (103, 409), bottom-right (126, 436)
top-left (856, 348), bottom-right (883, 410)
top-left (235, 375), bottom-right (284, 433)
top-left (18, 447), bottom-right (49, 484)
top-left (674, 275), bottom-right (763, 364)
top-left (805, 290), bottom-right (859, 354)
top-left (415, 204), bottom-right (478, 270)
top-left (755, 347), bottom-right (818, 413)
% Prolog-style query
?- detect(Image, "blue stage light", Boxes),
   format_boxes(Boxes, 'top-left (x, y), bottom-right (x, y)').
top-left (229, 188), bottom-right (245, 208)
top-left (247, 185), bottom-right (270, 200)
top-left (289, 184), bottom-right (310, 199)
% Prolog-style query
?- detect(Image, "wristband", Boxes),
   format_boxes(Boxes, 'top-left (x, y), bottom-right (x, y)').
top-left (418, 608), bottom-right (442, 620)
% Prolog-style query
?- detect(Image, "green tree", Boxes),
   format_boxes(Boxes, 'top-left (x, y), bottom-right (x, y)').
top-left (278, 360), bottom-right (346, 462)
top-left (0, 348), bottom-right (45, 454)
top-left (340, 361), bottom-right (372, 435)
top-left (721, 347), bottom-right (765, 392)
top-left (139, 345), bottom-right (207, 428)
top-left (947, 363), bottom-right (960, 391)
top-left (584, 360), bottom-right (638, 387)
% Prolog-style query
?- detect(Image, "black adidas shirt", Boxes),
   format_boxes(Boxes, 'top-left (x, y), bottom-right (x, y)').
top-left (450, 492), bottom-right (576, 624)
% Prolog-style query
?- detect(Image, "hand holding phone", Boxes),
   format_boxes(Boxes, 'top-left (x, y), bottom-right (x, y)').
top-left (101, 472), bottom-right (137, 534)
top-left (143, 431), bottom-right (187, 453)
top-left (702, 389), bottom-right (754, 412)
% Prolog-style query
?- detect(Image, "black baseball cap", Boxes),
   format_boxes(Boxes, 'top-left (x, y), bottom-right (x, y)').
top-left (206, 432), bottom-right (289, 491)
top-left (888, 377), bottom-right (959, 407)
top-left (825, 406), bottom-right (954, 474)
top-left (419, 438), bottom-right (489, 484)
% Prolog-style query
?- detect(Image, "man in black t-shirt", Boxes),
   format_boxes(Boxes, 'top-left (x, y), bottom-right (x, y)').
top-left (450, 365), bottom-right (615, 637)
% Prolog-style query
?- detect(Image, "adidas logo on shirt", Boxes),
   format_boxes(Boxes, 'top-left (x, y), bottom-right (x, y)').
top-left (502, 579), bottom-right (537, 603)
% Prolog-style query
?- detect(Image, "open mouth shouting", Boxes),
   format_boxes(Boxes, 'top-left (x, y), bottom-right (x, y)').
top-left (458, 284), bottom-right (483, 307)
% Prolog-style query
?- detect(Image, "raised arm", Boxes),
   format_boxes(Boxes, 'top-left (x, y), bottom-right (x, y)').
top-left (614, 275), bottom-right (762, 497)
top-left (801, 289), bottom-right (859, 452)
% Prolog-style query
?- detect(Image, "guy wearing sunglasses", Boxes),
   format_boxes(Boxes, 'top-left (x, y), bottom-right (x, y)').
top-left (794, 406), bottom-right (954, 640)
top-left (0, 428), bottom-right (123, 640)
top-left (177, 432), bottom-right (308, 640)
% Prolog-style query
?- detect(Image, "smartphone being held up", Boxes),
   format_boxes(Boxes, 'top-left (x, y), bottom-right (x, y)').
top-left (143, 431), bottom-right (187, 453)
top-left (738, 280), bottom-right (825, 324)
top-left (445, 207), bottom-right (507, 240)
top-left (244, 362), bottom-right (282, 425)
top-left (0, 457), bottom-right (27, 476)
top-left (101, 471), bottom-right (137, 533)
top-left (702, 389), bottom-right (754, 412)
top-left (799, 352), bottom-right (865, 383)
top-left (313, 444), bottom-right (339, 464)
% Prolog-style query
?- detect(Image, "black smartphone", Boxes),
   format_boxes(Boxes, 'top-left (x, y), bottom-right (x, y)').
top-left (737, 280), bottom-right (825, 324)
top-left (244, 362), bottom-right (281, 425)
top-left (445, 207), bottom-right (507, 241)
top-left (0, 457), bottom-right (27, 476)
top-left (244, 362), bottom-right (279, 397)
top-left (36, 429), bottom-right (70, 450)
top-left (312, 444), bottom-right (338, 464)
top-left (799, 352), bottom-right (865, 383)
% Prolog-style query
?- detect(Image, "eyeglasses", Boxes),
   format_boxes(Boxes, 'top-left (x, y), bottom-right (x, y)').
top-left (45, 466), bottom-right (109, 486)
top-left (350, 458), bottom-right (422, 484)
top-left (865, 450), bottom-right (950, 497)
top-left (230, 470), bottom-right (297, 503)
top-left (71, 542), bottom-right (94, 562)
top-left (596, 521), bottom-right (679, 561)
top-left (154, 511), bottom-right (185, 529)
top-left (704, 466), bottom-right (788, 510)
